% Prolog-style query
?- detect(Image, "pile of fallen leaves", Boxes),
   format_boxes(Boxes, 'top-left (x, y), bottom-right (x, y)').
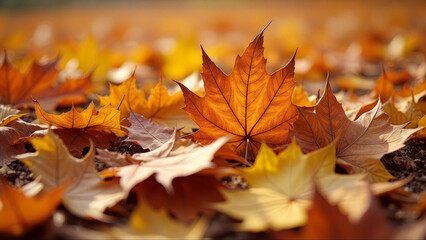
top-left (0, 20), bottom-right (426, 240)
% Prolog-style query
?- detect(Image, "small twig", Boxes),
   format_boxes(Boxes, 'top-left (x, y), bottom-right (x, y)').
top-left (245, 138), bottom-right (250, 164)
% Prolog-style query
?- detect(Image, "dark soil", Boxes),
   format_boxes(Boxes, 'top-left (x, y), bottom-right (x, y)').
top-left (379, 138), bottom-right (426, 227)
top-left (0, 160), bottom-right (33, 187)
top-left (381, 138), bottom-right (426, 194)
top-left (94, 137), bottom-right (147, 171)
top-left (108, 137), bottom-right (146, 155)
top-left (20, 110), bottom-right (37, 123)
top-left (95, 158), bottom-right (109, 172)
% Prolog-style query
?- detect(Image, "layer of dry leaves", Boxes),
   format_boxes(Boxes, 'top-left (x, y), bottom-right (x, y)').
top-left (0, 2), bottom-right (426, 239)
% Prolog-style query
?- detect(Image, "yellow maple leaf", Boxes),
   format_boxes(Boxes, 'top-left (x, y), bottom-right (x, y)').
top-left (58, 35), bottom-right (111, 91)
top-left (129, 200), bottom-right (207, 239)
top-left (292, 85), bottom-right (316, 107)
top-left (383, 98), bottom-right (410, 125)
top-left (162, 35), bottom-right (202, 80)
top-left (98, 76), bottom-right (191, 128)
top-left (213, 140), bottom-right (369, 231)
top-left (384, 93), bottom-right (424, 128)
top-left (61, 199), bottom-right (208, 239)
top-left (413, 115), bottom-right (426, 138)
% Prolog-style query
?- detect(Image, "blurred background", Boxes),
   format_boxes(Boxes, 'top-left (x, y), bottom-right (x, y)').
top-left (1, 0), bottom-right (425, 94)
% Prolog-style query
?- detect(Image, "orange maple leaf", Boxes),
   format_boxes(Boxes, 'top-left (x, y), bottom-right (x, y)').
top-left (97, 76), bottom-right (187, 128)
top-left (176, 27), bottom-right (298, 159)
top-left (33, 100), bottom-right (125, 155)
top-left (373, 68), bottom-right (395, 102)
top-left (0, 55), bottom-right (91, 110)
top-left (0, 178), bottom-right (66, 236)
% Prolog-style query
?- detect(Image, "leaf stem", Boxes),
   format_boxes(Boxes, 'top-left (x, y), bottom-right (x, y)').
top-left (245, 138), bottom-right (250, 163)
top-left (117, 94), bottom-right (125, 110)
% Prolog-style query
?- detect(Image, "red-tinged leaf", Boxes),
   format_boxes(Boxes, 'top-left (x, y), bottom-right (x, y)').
top-left (177, 26), bottom-right (298, 160)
